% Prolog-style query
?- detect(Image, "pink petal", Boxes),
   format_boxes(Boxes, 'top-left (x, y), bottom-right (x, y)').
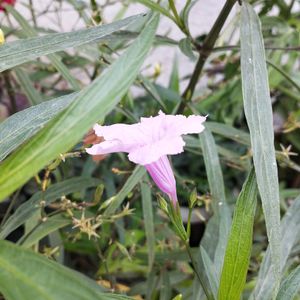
top-left (86, 140), bottom-right (129, 155)
top-left (145, 155), bottom-right (177, 205)
top-left (128, 136), bottom-right (185, 165)
top-left (140, 110), bottom-right (206, 141)
top-left (87, 111), bottom-right (206, 163)
top-left (93, 123), bottom-right (146, 146)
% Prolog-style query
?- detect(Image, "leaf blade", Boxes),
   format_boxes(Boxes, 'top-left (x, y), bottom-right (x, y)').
top-left (0, 177), bottom-right (100, 239)
top-left (276, 266), bottom-right (300, 300)
top-left (0, 240), bottom-right (132, 300)
top-left (218, 168), bottom-right (258, 300)
top-left (141, 178), bottom-right (155, 270)
top-left (240, 2), bottom-right (281, 296)
top-left (253, 194), bottom-right (300, 299)
top-left (0, 14), bottom-right (159, 201)
top-left (0, 93), bottom-right (76, 162)
top-left (1, 7), bottom-right (143, 72)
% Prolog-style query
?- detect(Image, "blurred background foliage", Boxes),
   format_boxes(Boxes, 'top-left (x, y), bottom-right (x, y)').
top-left (0, 0), bottom-right (299, 299)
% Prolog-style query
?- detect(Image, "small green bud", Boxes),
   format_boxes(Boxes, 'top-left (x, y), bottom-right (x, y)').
top-left (189, 188), bottom-right (198, 208)
top-left (157, 194), bottom-right (169, 214)
top-left (94, 184), bottom-right (104, 204)
top-left (172, 294), bottom-right (183, 300)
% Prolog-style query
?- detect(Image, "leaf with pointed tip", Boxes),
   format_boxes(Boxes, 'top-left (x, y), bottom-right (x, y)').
top-left (218, 169), bottom-right (258, 300)
top-left (252, 194), bottom-right (300, 299)
top-left (0, 14), bottom-right (159, 201)
top-left (141, 178), bottom-right (155, 270)
top-left (0, 177), bottom-right (100, 239)
top-left (0, 8), bottom-right (143, 72)
top-left (240, 3), bottom-right (281, 296)
top-left (276, 266), bottom-right (300, 300)
top-left (0, 93), bottom-right (76, 162)
top-left (0, 240), bottom-right (132, 300)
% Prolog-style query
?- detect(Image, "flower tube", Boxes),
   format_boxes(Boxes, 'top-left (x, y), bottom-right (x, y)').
top-left (86, 111), bottom-right (206, 204)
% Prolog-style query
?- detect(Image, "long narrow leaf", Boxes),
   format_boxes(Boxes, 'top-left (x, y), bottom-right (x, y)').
top-left (104, 166), bottom-right (146, 215)
top-left (276, 266), bottom-right (300, 300)
top-left (0, 14), bottom-right (158, 201)
top-left (2, 6), bottom-right (142, 72)
top-left (253, 194), bottom-right (300, 299)
top-left (141, 178), bottom-right (155, 270)
top-left (0, 93), bottom-right (76, 162)
top-left (0, 240), bottom-right (132, 300)
top-left (20, 214), bottom-right (72, 248)
top-left (135, 0), bottom-right (175, 21)
top-left (218, 168), bottom-right (258, 300)
top-left (14, 67), bottom-right (42, 105)
top-left (199, 129), bottom-right (231, 273)
top-left (240, 2), bottom-right (281, 295)
top-left (194, 129), bottom-right (231, 298)
top-left (0, 177), bottom-right (100, 239)
top-left (200, 246), bottom-right (218, 299)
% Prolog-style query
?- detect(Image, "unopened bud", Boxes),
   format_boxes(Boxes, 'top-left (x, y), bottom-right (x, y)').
top-left (189, 188), bottom-right (197, 208)
top-left (157, 194), bottom-right (169, 214)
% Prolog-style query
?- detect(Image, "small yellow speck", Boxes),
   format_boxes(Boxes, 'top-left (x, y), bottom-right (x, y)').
top-left (0, 29), bottom-right (5, 45)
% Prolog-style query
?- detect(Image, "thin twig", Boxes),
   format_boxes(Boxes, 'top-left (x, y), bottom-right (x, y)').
top-left (184, 242), bottom-right (214, 300)
top-left (2, 71), bottom-right (17, 114)
top-left (0, 189), bottom-right (21, 230)
top-left (178, 0), bottom-right (237, 113)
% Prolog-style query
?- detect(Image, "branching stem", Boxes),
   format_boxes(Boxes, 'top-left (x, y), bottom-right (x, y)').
top-left (178, 0), bottom-right (237, 113)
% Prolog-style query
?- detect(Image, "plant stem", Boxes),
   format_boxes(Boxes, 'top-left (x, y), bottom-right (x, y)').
top-left (267, 60), bottom-right (300, 92)
top-left (17, 210), bottom-right (63, 246)
top-left (168, 0), bottom-right (184, 30)
top-left (288, 0), bottom-right (296, 13)
top-left (168, 0), bottom-right (180, 23)
top-left (185, 241), bottom-right (213, 300)
top-left (178, 0), bottom-right (237, 113)
top-left (3, 71), bottom-right (17, 114)
top-left (186, 207), bottom-right (192, 238)
top-left (29, 0), bottom-right (37, 27)
top-left (0, 189), bottom-right (20, 230)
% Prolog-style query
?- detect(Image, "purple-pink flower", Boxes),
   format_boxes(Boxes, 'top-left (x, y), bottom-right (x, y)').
top-left (86, 111), bottom-right (206, 205)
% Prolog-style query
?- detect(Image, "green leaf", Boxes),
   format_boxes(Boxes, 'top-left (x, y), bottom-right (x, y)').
top-left (218, 168), bottom-right (258, 300)
top-left (184, 135), bottom-right (249, 171)
top-left (240, 2), bottom-right (281, 295)
top-left (197, 129), bottom-right (231, 293)
top-left (139, 75), bottom-right (167, 109)
top-left (20, 214), bottom-right (72, 248)
top-left (0, 14), bottom-right (159, 201)
top-left (14, 67), bottom-right (42, 105)
top-left (267, 60), bottom-right (300, 92)
top-left (206, 122), bottom-right (250, 146)
top-left (168, 55), bottom-right (180, 93)
top-left (0, 240), bottom-right (132, 300)
top-left (103, 166), bottom-right (146, 215)
top-left (0, 177), bottom-right (100, 239)
top-left (1, 7), bottom-right (142, 73)
top-left (160, 270), bottom-right (171, 300)
top-left (140, 178), bottom-right (155, 271)
top-left (180, 0), bottom-right (197, 32)
top-left (179, 37), bottom-right (196, 60)
top-left (0, 93), bottom-right (75, 162)
top-left (6, 6), bottom-right (75, 90)
top-left (276, 266), bottom-right (300, 300)
top-left (252, 194), bottom-right (300, 299)
top-left (135, 0), bottom-right (175, 22)
top-left (199, 246), bottom-right (218, 299)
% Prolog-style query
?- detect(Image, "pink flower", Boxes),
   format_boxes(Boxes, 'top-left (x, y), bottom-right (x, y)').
top-left (86, 111), bottom-right (206, 205)
top-left (0, 0), bottom-right (16, 11)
